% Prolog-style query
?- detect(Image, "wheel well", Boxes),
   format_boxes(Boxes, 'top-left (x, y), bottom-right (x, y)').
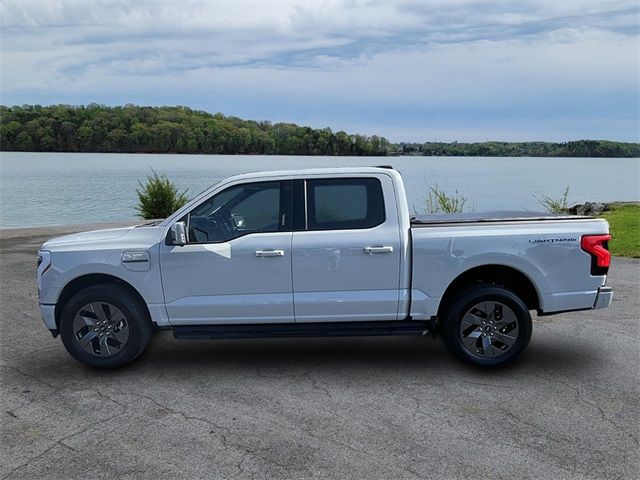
top-left (438, 265), bottom-right (540, 316)
top-left (54, 274), bottom-right (150, 329)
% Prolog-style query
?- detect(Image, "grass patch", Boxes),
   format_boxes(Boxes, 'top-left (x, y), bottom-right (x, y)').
top-left (601, 203), bottom-right (640, 258)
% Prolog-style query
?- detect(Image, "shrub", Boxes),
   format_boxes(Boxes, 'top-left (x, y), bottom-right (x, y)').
top-left (423, 182), bottom-right (470, 213)
top-left (135, 170), bottom-right (189, 219)
top-left (533, 185), bottom-right (570, 214)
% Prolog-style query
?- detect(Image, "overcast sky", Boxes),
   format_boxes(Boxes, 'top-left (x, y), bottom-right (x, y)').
top-left (1, 0), bottom-right (638, 142)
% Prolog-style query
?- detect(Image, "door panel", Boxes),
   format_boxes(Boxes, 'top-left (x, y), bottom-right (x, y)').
top-left (160, 232), bottom-right (293, 324)
top-left (292, 229), bottom-right (401, 322)
top-left (160, 179), bottom-right (294, 325)
top-left (292, 175), bottom-right (402, 322)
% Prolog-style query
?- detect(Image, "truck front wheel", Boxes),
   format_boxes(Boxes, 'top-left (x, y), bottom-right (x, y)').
top-left (59, 284), bottom-right (153, 368)
top-left (441, 284), bottom-right (532, 367)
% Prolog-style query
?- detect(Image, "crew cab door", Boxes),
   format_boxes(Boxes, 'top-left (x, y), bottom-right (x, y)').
top-left (160, 180), bottom-right (294, 325)
top-left (292, 175), bottom-right (402, 322)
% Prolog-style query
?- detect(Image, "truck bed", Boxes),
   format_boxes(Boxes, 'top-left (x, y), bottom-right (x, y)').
top-left (408, 211), bottom-right (609, 317)
top-left (410, 211), bottom-right (592, 226)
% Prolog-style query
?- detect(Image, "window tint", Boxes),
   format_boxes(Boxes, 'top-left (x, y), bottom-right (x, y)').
top-left (307, 178), bottom-right (385, 230)
top-left (185, 181), bottom-right (287, 243)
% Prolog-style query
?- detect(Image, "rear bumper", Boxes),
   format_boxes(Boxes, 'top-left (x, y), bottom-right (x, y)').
top-left (593, 286), bottom-right (613, 309)
top-left (539, 285), bottom-right (613, 316)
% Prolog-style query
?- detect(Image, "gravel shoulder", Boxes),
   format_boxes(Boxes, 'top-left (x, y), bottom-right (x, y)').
top-left (1, 224), bottom-right (639, 480)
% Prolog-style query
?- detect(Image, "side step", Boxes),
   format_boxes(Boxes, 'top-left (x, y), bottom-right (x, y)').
top-left (172, 320), bottom-right (431, 340)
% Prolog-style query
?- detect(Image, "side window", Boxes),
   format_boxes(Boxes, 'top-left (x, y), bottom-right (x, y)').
top-left (184, 181), bottom-right (289, 243)
top-left (306, 178), bottom-right (385, 230)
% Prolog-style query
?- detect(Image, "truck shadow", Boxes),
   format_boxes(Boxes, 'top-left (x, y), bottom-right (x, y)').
top-left (6, 333), bottom-right (601, 390)
top-left (132, 333), bottom-right (600, 378)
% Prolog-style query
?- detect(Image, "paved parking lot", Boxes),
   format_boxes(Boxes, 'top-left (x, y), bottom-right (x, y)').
top-left (1, 224), bottom-right (639, 479)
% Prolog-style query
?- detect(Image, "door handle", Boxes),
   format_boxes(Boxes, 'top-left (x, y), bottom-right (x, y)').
top-left (255, 249), bottom-right (285, 257)
top-left (364, 246), bottom-right (394, 254)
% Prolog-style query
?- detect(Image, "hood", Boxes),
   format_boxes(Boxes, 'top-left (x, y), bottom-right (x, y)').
top-left (42, 227), bottom-right (133, 248)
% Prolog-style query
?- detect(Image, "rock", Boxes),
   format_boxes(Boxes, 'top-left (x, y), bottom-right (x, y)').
top-left (568, 202), bottom-right (606, 216)
top-left (567, 204), bottom-right (580, 215)
top-left (590, 202), bottom-right (605, 215)
top-left (576, 203), bottom-right (589, 215)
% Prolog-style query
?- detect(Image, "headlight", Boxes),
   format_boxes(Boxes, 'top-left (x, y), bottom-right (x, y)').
top-left (37, 250), bottom-right (51, 277)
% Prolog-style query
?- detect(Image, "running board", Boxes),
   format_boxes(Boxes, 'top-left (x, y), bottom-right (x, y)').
top-left (172, 320), bottom-right (431, 340)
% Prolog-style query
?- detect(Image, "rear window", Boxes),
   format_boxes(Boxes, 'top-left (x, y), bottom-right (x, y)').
top-left (307, 178), bottom-right (385, 230)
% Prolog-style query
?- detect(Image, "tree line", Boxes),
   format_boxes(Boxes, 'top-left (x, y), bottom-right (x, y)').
top-left (0, 104), bottom-right (392, 156)
top-left (397, 140), bottom-right (639, 158)
top-left (1, 104), bottom-right (638, 157)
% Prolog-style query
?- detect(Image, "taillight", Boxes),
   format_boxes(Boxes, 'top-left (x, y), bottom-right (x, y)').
top-left (581, 234), bottom-right (611, 276)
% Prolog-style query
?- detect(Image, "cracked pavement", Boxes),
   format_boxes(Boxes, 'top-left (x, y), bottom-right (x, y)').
top-left (1, 224), bottom-right (639, 479)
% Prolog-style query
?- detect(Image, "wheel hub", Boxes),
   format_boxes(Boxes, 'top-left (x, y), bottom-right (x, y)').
top-left (459, 301), bottom-right (519, 357)
top-left (72, 302), bottom-right (129, 357)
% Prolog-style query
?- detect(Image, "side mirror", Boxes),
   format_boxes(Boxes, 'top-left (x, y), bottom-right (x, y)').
top-left (169, 221), bottom-right (187, 246)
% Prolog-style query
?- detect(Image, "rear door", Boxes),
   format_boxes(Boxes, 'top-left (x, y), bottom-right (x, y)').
top-left (292, 174), bottom-right (402, 322)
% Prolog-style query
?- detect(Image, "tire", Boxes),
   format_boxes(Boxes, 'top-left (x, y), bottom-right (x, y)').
top-left (59, 284), bottom-right (153, 368)
top-left (440, 284), bottom-right (532, 367)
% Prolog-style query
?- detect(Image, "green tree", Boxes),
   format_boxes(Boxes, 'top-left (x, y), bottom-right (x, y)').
top-left (14, 131), bottom-right (34, 150)
top-left (1, 104), bottom-right (637, 157)
top-left (136, 170), bottom-right (189, 219)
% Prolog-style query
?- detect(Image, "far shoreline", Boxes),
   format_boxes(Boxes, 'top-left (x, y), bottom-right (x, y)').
top-left (1, 150), bottom-right (639, 159)
top-left (0, 220), bottom-right (141, 240)
top-left (3, 105), bottom-right (639, 158)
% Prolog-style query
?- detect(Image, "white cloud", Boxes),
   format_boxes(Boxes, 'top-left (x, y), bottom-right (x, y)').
top-left (1, 0), bottom-right (638, 141)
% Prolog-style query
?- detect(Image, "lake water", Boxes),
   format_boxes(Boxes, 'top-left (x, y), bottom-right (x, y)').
top-left (0, 152), bottom-right (638, 228)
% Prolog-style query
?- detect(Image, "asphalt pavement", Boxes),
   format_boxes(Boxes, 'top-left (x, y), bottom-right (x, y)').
top-left (1, 223), bottom-right (638, 479)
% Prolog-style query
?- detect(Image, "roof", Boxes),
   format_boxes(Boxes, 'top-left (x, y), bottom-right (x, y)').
top-left (220, 166), bottom-right (397, 183)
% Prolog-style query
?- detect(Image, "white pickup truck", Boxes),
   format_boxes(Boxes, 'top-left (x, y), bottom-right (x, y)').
top-left (38, 167), bottom-right (613, 368)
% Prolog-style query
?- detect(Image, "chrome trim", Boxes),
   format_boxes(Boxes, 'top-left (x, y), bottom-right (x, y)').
top-left (255, 249), bottom-right (285, 257)
top-left (122, 251), bottom-right (150, 263)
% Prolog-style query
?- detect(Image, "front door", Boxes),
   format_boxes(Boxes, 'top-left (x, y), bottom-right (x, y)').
top-left (292, 176), bottom-right (402, 322)
top-left (160, 180), bottom-right (294, 325)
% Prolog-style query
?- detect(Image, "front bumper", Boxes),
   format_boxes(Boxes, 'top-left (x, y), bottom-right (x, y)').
top-left (40, 303), bottom-right (57, 330)
top-left (594, 286), bottom-right (613, 309)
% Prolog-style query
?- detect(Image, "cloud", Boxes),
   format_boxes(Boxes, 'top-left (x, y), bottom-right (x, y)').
top-left (1, 0), bottom-right (638, 141)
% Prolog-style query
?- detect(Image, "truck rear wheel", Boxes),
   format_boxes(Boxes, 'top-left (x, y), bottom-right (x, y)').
top-left (441, 284), bottom-right (532, 367)
top-left (59, 284), bottom-right (153, 368)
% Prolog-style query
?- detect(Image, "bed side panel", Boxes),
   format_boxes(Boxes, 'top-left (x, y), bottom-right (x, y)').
top-left (409, 219), bottom-right (609, 318)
